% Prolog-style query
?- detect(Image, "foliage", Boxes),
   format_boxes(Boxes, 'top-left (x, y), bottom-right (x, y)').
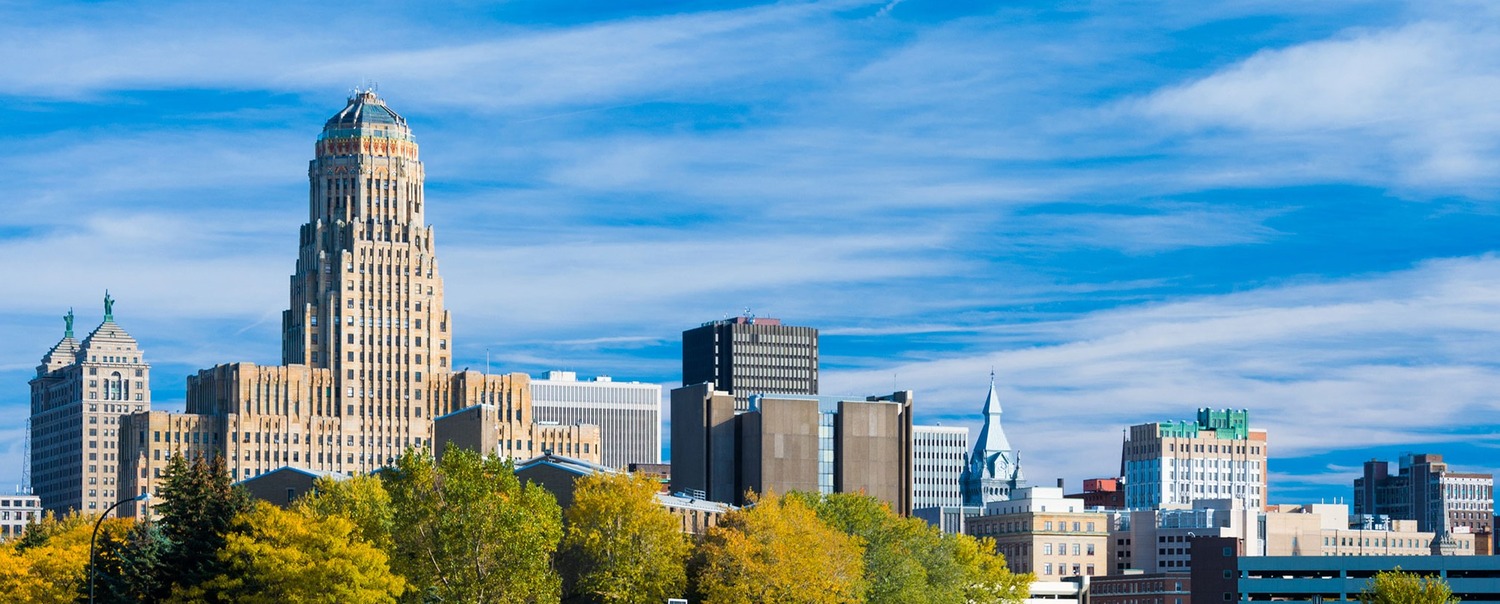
top-left (1358, 568), bottom-right (1459, 604)
top-left (789, 492), bottom-right (1029, 604)
top-left (154, 453), bottom-right (253, 598)
top-left (384, 448), bottom-right (564, 604)
top-left (950, 533), bottom-right (1031, 604)
top-left (0, 511), bottom-right (131, 604)
top-left (92, 520), bottom-right (170, 603)
top-left (558, 471), bottom-right (690, 604)
top-left (691, 490), bottom-right (867, 604)
top-left (180, 501), bottom-right (404, 604)
top-left (295, 472), bottom-right (394, 552)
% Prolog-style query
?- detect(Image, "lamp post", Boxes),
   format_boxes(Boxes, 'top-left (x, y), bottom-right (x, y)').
top-left (90, 492), bottom-right (150, 603)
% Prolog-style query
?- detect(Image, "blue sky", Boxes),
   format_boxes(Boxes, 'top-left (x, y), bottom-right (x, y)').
top-left (2, 0), bottom-right (1499, 506)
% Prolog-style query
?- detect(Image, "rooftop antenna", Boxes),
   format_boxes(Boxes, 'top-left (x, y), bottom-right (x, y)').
top-left (486, 348), bottom-right (491, 375)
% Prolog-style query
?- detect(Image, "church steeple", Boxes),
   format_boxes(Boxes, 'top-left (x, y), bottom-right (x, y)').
top-left (961, 372), bottom-right (1026, 505)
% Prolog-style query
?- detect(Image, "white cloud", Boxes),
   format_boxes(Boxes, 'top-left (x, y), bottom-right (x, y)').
top-left (823, 254), bottom-right (1500, 490)
top-left (1133, 21), bottom-right (1500, 190)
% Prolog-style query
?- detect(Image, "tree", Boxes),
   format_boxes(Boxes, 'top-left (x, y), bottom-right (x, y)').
top-left (295, 472), bottom-right (394, 552)
top-left (950, 533), bottom-right (1030, 604)
top-left (182, 501), bottom-right (405, 604)
top-left (153, 453), bottom-right (253, 598)
top-left (92, 520), bottom-right (170, 603)
top-left (0, 511), bottom-right (131, 604)
top-left (384, 448), bottom-right (564, 603)
top-left (789, 492), bottom-right (1029, 604)
top-left (558, 471), bottom-right (690, 604)
top-left (1358, 568), bottom-right (1459, 604)
top-left (691, 490), bottom-right (867, 604)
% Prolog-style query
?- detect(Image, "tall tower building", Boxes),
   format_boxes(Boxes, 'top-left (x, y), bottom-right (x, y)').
top-left (103, 92), bottom-right (598, 517)
top-left (961, 374), bottom-right (1025, 506)
top-left (282, 90), bottom-right (451, 400)
top-left (29, 298), bottom-right (152, 515)
top-left (1122, 408), bottom-right (1268, 510)
top-left (681, 315), bottom-right (817, 410)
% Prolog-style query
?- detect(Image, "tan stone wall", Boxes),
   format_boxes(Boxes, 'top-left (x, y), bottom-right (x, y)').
top-left (968, 511), bottom-right (1110, 578)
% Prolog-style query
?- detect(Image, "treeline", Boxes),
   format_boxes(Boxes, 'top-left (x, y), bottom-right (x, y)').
top-left (0, 449), bottom-right (1030, 604)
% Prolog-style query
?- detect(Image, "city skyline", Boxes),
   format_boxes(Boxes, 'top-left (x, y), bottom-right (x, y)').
top-left (3, 1), bottom-right (1500, 505)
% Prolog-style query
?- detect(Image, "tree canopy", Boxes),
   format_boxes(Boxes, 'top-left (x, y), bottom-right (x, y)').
top-left (187, 501), bottom-right (405, 604)
top-left (692, 490), bottom-right (867, 604)
top-left (1358, 568), bottom-right (1459, 604)
top-left (558, 471), bottom-right (690, 604)
top-left (384, 448), bottom-right (564, 604)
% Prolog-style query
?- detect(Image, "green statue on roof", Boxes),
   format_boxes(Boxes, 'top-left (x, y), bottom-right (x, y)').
top-left (104, 290), bottom-right (114, 321)
top-left (64, 308), bottom-right (74, 338)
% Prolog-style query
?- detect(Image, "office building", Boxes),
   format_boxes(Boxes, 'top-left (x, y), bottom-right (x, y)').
top-left (1087, 573), bottom-right (1191, 604)
top-left (433, 393), bottom-right (602, 464)
top-left (1354, 454), bottom-right (1494, 535)
top-left (670, 383), bottom-right (914, 513)
top-left (1122, 409), bottom-right (1267, 510)
top-left (964, 486), bottom-right (1110, 578)
top-left (28, 301), bottom-right (152, 515)
top-left (681, 316), bottom-right (817, 410)
top-left (913, 424), bottom-right (968, 509)
top-left (0, 494), bottom-right (42, 540)
top-left (961, 374), bottom-right (1026, 505)
top-left (1068, 478), bottom-right (1125, 510)
top-left (530, 370), bottom-right (662, 468)
top-left (1264, 503), bottom-right (1474, 557)
top-left (1108, 499), bottom-right (1262, 574)
top-left (39, 91), bottom-right (602, 517)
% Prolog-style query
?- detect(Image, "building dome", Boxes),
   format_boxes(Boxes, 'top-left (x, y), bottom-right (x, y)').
top-left (319, 90), bottom-right (413, 142)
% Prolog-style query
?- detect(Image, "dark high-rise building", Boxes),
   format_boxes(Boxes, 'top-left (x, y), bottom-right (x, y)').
top-left (1354, 453), bottom-right (1494, 535)
top-left (682, 316), bottom-right (817, 410)
top-left (670, 383), bottom-right (914, 514)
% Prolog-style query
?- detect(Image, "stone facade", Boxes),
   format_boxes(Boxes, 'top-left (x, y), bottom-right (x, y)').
top-left (34, 91), bottom-right (603, 518)
top-left (29, 301), bottom-right (152, 515)
top-left (964, 487), bottom-right (1110, 579)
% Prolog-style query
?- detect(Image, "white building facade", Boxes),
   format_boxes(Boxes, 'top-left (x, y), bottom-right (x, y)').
top-left (913, 425), bottom-right (968, 509)
top-left (530, 371), bottom-right (662, 468)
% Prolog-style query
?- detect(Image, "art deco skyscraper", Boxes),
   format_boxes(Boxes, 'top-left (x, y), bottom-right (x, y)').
top-left (104, 92), bottom-right (598, 517)
top-left (283, 91), bottom-right (452, 400)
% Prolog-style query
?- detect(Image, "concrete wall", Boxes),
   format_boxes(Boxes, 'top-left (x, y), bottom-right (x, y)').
top-left (746, 397), bottom-right (820, 502)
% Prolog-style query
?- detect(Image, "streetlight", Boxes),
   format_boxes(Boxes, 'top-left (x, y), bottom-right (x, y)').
top-left (90, 492), bottom-right (150, 603)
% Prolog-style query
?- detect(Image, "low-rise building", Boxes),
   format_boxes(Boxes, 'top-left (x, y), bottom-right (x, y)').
top-left (515, 452), bottom-right (734, 535)
top-left (0, 494), bottom-right (42, 540)
top-left (965, 487), bottom-right (1110, 578)
top-left (1088, 572), bottom-right (1190, 604)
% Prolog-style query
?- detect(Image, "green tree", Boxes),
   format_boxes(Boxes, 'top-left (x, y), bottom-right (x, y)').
top-left (1358, 568), bottom-right (1459, 604)
top-left (789, 492), bottom-right (1029, 604)
top-left (384, 448), bottom-right (564, 603)
top-left (691, 490), bottom-right (867, 604)
top-left (182, 501), bottom-right (405, 604)
top-left (154, 453), bottom-right (253, 599)
top-left (92, 520), bottom-right (170, 603)
top-left (295, 472), bottom-right (394, 552)
top-left (951, 533), bottom-right (1030, 604)
top-left (558, 471), bottom-right (690, 604)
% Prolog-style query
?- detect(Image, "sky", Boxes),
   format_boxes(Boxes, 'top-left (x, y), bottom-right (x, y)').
top-left (2, 0), bottom-right (1499, 506)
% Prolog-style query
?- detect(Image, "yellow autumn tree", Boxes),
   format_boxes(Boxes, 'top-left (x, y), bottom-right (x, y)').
top-left (186, 501), bottom-right (405, 604)
top-left (558, 471), bottom-right (691, 604)
top-left (691, 490), bottom-right (866, 604)
top-left (0, 511), bottom-right (132, 604)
